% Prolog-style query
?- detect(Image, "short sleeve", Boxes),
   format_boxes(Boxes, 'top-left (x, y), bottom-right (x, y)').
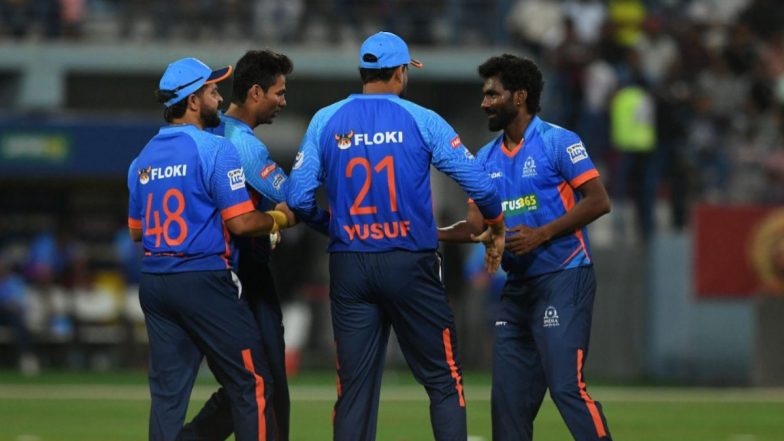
top-left (551, 130), bottom-right (600, 189)
top-left (210, 139), bottom-right (255, 221)
top-left (127, 158), bottom-right (142, 229)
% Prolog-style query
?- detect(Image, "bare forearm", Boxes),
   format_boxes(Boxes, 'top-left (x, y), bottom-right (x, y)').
top-left (438, 220), bottom-right (477, 243)
top-left (226, 211), bottom-right (276, 236)
top-left (541, 196), bottom-right (610, 241)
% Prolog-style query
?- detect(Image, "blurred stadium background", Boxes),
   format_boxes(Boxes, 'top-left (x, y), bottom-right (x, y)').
top-left (1, 0), bottom-right (784, 439)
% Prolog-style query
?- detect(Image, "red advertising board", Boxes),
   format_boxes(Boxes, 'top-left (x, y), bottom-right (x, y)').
top-left (693, 204), bottom-right (782, 298)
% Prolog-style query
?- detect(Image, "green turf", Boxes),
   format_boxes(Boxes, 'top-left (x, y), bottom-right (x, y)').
top-left (1, 370), bottom-right (783, 441)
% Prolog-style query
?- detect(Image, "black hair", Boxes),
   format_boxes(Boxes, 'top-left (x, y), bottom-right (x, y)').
top-left (155, 86), bottom-right (206, 123)
top-left (231, 49), bottom-right (293, 105)
top-left (358, 53), bottom-right (405, 84)
top-left (478, 54), bottom-right (544, 114)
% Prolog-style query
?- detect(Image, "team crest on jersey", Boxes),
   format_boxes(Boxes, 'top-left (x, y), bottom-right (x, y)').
top-left (335, 130), bottom-right (355, 149)
top-left (522, 156), bottom-right (537, 177)
top-left (567, 143), bottom-right (588, 164)
top-left (543, 306), bottom-right (560, 328)
top-left (138, 166), bottom-right (152, 185)
top-left (227, 168), bottom-right (245, 191)
top-left (293, 152), bottom-right (304, 170)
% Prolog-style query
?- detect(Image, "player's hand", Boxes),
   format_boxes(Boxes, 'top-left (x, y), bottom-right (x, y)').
top-left (270, 231), bottom-right (282, 250)
top-left (265, 210), bottom-right (290, 233)
top-left (506, 225), bottom-right (549, 256)
top-left (471, 222), bottom-right (506, 273)
top-left (274, 202), bottom-right (298, 227)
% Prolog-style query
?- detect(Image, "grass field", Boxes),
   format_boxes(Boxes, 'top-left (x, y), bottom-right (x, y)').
top-left (1, 370), bottom-right (783, 441)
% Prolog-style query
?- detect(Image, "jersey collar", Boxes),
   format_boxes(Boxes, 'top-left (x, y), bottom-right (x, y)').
top-left (497, 115), bottom-right (542, 158)
top-left (220, 112), bottom-right (254, 134)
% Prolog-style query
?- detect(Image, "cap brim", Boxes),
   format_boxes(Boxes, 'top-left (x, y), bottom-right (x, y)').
top-left (410, 59), bottom-right (424, 69)
top-left (205, 65), bottom-right (233, 84)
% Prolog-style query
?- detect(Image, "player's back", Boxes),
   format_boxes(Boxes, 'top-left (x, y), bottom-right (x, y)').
top-left (317, 94), bottom-right (438, 252)
top-left (129, 125), bottom-right (244, 273)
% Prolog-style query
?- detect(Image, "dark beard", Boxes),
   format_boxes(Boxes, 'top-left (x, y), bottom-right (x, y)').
top-left (487, 107), bottom-right (517, 131)
top-left (201, 107), bottom-right (221, 128)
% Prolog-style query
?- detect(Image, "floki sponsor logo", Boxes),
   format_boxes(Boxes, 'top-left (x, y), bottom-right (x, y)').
top-left (336, 130), bottom-right (404, 149)
top-left (139, 164), bottom-right (187, 184)
top-left (502, 194), bottom-right (538, 215)
top-left (543, 306), bottom-right (559, 328)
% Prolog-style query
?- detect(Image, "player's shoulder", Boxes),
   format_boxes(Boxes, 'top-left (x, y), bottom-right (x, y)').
top-left (476, 135), bottom-right (502, 161)
top-left (535, 117), bottom-right (582, 150)
top-left (314, 97), bottom-right (355, 123)
top-left (390, 97), bottom-right (439, 121)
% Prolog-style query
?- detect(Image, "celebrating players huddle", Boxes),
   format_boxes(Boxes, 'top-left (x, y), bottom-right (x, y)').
top-left (127, 32), bottom-right (612, 441)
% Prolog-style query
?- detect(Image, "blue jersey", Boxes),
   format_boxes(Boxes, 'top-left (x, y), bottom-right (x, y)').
top-left (287, 93), bottom-right (502, 253)
top-left (127, 124), bottom-right (255, 273)
top-left (475, 116), bottom-right (600, 278)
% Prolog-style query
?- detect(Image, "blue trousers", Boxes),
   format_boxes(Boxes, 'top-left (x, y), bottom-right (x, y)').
top-left (178, 260), bottom-right (289, 441)
top-left (492, 266), bottom-right (611, 441)
top-left (330, 251), bottom-right (466, 441)
top-left (140, 270), bottom-right (275, 441)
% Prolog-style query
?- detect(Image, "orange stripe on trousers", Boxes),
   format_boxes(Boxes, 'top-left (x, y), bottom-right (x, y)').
top-left (241, 349), bottom-right (267, 441)
top-left (442, 328), bottom-right (465, 407)
top-left (577, 348), bottom-right (607, 438)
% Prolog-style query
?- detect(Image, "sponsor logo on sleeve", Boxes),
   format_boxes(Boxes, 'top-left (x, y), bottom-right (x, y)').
top-left (464, 148), bottom-right (475, 160)
top-left (489, 171), bottom-right (503, 179)
top-left (450, 135), bottom-right (462, 149)
top-left (293, 152), bottom-right (304, 170)
top-left (260, 164), bottom-right (277, 179)
top-left (272, 174), bottom-right (286, 190)
top-left (567, 143), bottom-right (588, 164)
top-left (227, 168), bottom-right (245, 191)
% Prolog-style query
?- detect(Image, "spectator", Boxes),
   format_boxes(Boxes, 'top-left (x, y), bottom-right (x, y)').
top-left (0, 254), bottom-right (39, 375)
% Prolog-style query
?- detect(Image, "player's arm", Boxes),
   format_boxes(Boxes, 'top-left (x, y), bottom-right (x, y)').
top-left (438, 202), bottom-right (484, 243)
top-left (225, 210), bottom-right (280, 236)
top-left (129, 227), bottom-right (142, 242)
top-left (507, 176), bottom-right (610, 256)
top-left (127, 159), bottom-right (144, 243)
top-left (287, 116), bottom-right (329, 226)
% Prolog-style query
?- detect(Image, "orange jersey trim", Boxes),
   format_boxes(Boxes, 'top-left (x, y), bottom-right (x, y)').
top-left (242, 349), bottom-right (267, 441)
top-left (442, 328), bottom-right (466, 407)
top-left (501, 138), bottom-right (524, 158)
top-left (128, 217), bottom-right (142, 229)
top-left (577, 349), bottom-right (607, 438)
top-left (484, 211), bottom-right (504, 225)
top-left (221, 200), bottom-right (255, 221)
top-left (557, 182), bottom-right (590, 263)
top-left (570, 169), bottom-right (600, 189)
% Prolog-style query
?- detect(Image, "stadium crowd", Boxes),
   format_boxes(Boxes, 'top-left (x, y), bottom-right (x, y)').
top-left (2, 0), bottom-right (784, 373)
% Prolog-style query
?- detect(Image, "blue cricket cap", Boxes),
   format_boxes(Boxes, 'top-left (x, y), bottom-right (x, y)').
top-left (359, 32), bottom-right (423, 69)
top-left (158, 57), bottom-right (233, 108)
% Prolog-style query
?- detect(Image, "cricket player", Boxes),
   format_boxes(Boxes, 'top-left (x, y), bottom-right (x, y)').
top-left (127, 57), bottom-right (290, 441)
top-left (181, 49), bottom-right (328, 441)
top-left (439, 54), bottom-right (613, 441)
top-left (286, 31), bottom-right (506, 441)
